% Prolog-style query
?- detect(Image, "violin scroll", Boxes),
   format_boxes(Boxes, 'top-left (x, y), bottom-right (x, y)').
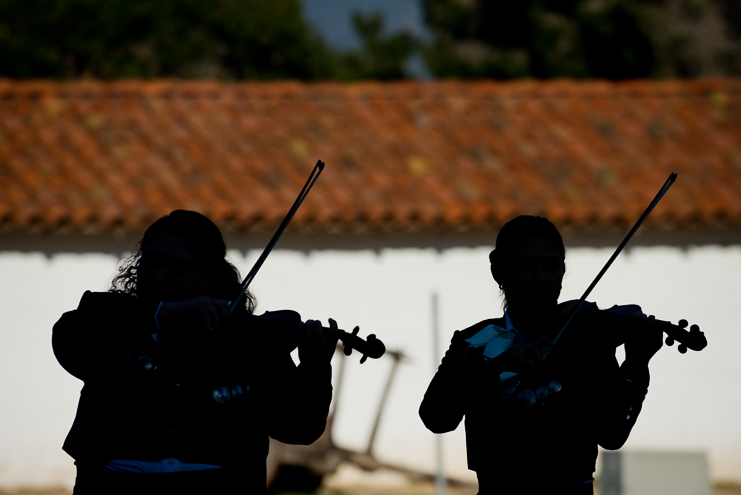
top-left (654, 317), bottom-right (707, 354)
top-left (336, 326), bottom-right (386, 364)
top-left (232, 314), bottom-right (386, 364)
top-left (343, 326), bottom-right (360, 356)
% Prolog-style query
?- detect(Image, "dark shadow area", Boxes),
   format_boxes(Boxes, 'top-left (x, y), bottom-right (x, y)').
top-left (268, 465), bottom-right (324, 494)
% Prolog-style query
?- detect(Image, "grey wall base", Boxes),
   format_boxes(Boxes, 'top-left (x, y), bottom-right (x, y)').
top-left (600, 450), bottom-right (711, 495)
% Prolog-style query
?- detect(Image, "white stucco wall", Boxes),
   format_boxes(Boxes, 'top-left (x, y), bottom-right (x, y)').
top-left (1, 243), bottom-right (739, 488)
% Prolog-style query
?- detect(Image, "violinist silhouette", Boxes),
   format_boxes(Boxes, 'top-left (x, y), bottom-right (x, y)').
top-left (420, 215), bottom-right (668, 495)
top-left (53, 210), bottom-right (342, 494)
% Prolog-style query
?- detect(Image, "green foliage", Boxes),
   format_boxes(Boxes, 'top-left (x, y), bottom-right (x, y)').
top-left (335, 12), bottom-right (417, 81)
top-left (0, 1), bottom-right (417, 81)
top-left (4, 0), bottom-right (734, 81)
top-left (717, 0), bottom-right (741, 40)
top-left (422, 0), bottom-right (741, 79)
top-left (0, 0), bottom-right (336, 80)
top-left (422, 0), bottom-right (660, 79)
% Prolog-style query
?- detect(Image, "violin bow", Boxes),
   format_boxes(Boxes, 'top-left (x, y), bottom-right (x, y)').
top-left (541, 172), bottom-right (677, 359)
top-left (228, 160), bottom-right (325, 316)
top-left (500, 173), bottom-right (677, 391)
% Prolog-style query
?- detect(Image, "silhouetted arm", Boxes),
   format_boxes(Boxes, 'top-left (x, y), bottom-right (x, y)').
top-left (236, 312), bottom-right (333, 445)
top-left (594, 355), bottom-right (651, 450)
top-left (52, 291), bottom-right (157, 382)
top-left (419, 330), bottom-right (471, 434)
top-left (263, 351), bottom-right (333, 445)
top-left (593, 307), bottom-right (662, 450)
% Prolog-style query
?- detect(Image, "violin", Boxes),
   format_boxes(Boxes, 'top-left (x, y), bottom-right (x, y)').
top-left (237, 311), bottom-right (386, 364)
top-left (501, 173), bottom-right (708, 406)
top-left (222, 160), bottom-right (386, 364)
top-left (565, 302), bottom-right (707, 354)
top-left (497, 302), bottom-right (707, 407)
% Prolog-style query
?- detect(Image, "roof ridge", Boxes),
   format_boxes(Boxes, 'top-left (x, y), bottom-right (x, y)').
top-left (0, 77), bottom-right (739, 99)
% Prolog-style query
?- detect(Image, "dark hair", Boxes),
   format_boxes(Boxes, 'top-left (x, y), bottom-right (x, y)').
top-left (489, 215), bottom-right (565, 308)
top-left (110, 210), bottom-right (256, 314)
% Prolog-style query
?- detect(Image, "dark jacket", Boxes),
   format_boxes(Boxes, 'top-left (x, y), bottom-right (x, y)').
top-left (419, 303), bottom-right (650, 487)
top-left (53, 291), bottom-right (332, 487)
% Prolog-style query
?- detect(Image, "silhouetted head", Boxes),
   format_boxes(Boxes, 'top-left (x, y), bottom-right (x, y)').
top-left (489, 215), bottom-right (565, 312)
top-left (111, 210), bottom-right (255, 313)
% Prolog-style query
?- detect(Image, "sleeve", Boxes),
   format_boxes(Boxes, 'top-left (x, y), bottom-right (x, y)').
top-left (419, 330), bottom-right (471, 434)
top-left (594, 340), bottom-right (651, 450)
top-left (52, 291), bottom-right (159, 383)
top-left (264, 354), bottom-right (333, 445)
top-left (242, 311), bottom-right (333, 445)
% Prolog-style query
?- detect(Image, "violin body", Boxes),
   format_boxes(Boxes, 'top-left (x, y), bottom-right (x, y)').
top-left (500, 301), bottom-right (707, 407)
top-left (568, 301), bottom-right (707, 354)
top-left (223, 310), bottom-right (386, 364)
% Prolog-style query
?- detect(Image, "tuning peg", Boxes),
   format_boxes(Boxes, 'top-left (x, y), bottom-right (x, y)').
top-left (665, 336), bottom-right (674, 346)
top-left (678, 345), bottom-right (687, 354)
top-left (690, 324), bottom-right (700, 332)
top-left (678, 319), bottom-right (688, 329)
top-left (360, 354), bottom-right (368, 364)
top-left (344, 328), bottom-right (359, 356)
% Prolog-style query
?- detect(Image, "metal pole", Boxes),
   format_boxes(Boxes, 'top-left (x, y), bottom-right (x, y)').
top-left (365, 355), bottom-right (400, 456)
top-left (328, 347), bottom-right (346, 437)
top-left (432, 292), bottom-right (447, 495)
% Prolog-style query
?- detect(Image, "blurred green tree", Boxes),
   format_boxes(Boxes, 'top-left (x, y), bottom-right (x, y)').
top-left (421, 0), bottom-right (741, 79)
top-left (0, 0), bottom-right (418, 80)
top-left (0, 0), bottom-right (336, 80)
top-left (335, 11), bottom-right (417, 81)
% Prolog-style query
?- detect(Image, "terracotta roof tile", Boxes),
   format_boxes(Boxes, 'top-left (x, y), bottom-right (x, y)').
top-left (0, 78), bottom-right (740, 235)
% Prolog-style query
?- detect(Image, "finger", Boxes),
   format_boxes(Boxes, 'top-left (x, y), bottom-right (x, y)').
top-left (214, 300), bottom-right (229, 331)
top-left (309, 319), bottom-right (324, 344)
top-left (301, 320), bottom-right (319, 346)
top-left (314, 319), bottom-right (325, 335)
top-left (217, 299), bottom-right (229, 321)
top-left (326, 319), bottom-right (340, 344)
top-left (201, 301), bottom-right (214, 332)
top-left (297, 321), bottom-right (309, 347)
top-left (204, 300), bottom-right (220, 333)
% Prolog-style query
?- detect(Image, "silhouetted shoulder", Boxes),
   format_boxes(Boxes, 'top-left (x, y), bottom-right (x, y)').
top-left (455, 318), bottom-right (506, 341)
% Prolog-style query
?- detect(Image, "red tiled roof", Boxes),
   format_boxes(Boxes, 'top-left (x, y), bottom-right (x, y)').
top-left (1, 78), bottom-right (740, 235)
